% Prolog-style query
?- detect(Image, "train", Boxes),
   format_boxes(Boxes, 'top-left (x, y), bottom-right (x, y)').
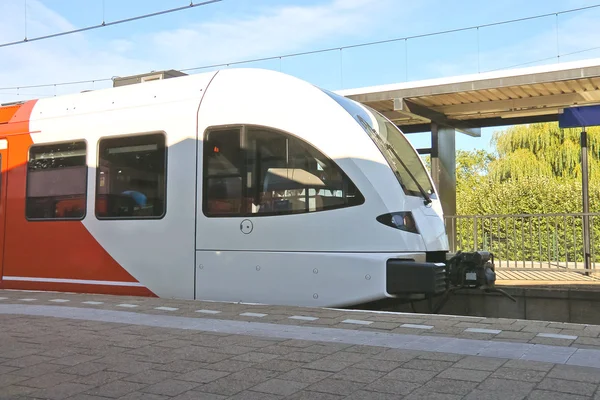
top-left (0, 68), bottom-right (458, 308)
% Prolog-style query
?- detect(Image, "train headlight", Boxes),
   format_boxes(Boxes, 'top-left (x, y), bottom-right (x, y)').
top-left (376, 212), bottom-right (419, 234)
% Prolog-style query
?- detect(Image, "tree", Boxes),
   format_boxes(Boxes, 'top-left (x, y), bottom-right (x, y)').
top-left (489, 123), bottom-right (600, 182)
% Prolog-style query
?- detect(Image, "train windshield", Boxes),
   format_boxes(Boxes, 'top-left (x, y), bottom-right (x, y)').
top-left (322, 89), bottom-right (436, 202)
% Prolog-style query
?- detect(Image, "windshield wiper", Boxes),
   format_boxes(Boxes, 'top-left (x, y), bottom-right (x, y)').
top-left (384, 143), bottom-right (432, 205)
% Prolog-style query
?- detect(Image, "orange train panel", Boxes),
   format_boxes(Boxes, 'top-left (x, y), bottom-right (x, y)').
top-left (0, 100), bottom-right (155, 297)
top-left (0, 103), bottom-right (23, 125)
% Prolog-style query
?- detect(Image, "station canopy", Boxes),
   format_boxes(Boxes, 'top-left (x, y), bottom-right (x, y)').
top-left (337, 58), bottom-right (600, 136)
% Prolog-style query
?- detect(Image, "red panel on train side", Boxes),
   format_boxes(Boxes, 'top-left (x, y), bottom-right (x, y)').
top-left (0, 100), bottom-right (155, 296)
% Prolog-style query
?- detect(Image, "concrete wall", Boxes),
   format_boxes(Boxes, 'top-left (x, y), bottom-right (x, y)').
top-left (382, 287), bottom-right (600, 324)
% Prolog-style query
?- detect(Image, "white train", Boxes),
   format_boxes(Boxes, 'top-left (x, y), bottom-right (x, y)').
top-left (0, 68), bottom-right (453, 307)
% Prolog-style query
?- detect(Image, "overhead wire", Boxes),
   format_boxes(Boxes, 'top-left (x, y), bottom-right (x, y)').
top-left (0, 0), bottom-right (223, 49)
top-left (1, 3), bottom-right (600, 92)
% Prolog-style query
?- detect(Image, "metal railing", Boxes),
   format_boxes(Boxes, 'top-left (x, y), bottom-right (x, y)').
top-left (445, 213), bottom-right (600, 271)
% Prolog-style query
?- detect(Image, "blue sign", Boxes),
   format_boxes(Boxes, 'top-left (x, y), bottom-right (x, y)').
top-left (559, 105), bottom-right (600, 128)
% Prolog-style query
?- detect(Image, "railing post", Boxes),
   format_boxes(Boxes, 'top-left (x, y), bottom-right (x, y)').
top-left (581, 130), bottom-right (592, 274)
top-left (473, 216), bottom-right (478, 251)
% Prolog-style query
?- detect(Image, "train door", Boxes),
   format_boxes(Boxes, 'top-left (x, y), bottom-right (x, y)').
top-left (0, 139), bottom-right (7, 281)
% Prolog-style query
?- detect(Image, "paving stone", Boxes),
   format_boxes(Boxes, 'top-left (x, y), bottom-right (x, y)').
top-left (501, 359), bottom-right (555, 371)
top-left (48, 353), bottom-right (100, 367)
top-left (107, 360), bottom-right (159, 374)
top-left (0, 385), bottom-right (37, 397)
top-left (278, 368), bottom-right (332, 383)
top-left (436, 367), bottom-right (491, 382)
top-left (278, 351), bottom-right (322, 363)
top-left (536, 377), bottom-right (598, 396)
top-left (304, 359), bottom-right (355, 372)
top-left (373, 349), bottom-right (420, 362)
top-left (0, 373), bottom-right (28, 387)
top-left (383, 368), bottom-right (437, 383)
top-left (344, 390), bottom-right (402, 400)
top-left (59, 361), bottom-right (108, 376)
top-left (123, 369), bottom-right (175, 384)
top-left (478, 378), bottom-right (537, 394)
top-left (256, 359), bottom-right (305, 372)
top-left (260, 345), bottom-right (298, 355)
top-left (195, 377), bottom-right (257, 396)
top-left (527, 390), bottom-right (591, 400)
top-left (251, 378), bottom-right (309, 396)
top-left (154, 360), bottom-right (209, 373)
top-left (417, 352), bottom-right (464, 362)
top-left (10, 361), bottom-right (64, 377)
top-left (29, 382), bottom-right (93, 400)
top-left (402, 358), bottom-right (454, 372)
top-left (422, 378), bottom-right (478, 395)
top-left (0, 348), bottom-right (43, 359)
top-left (345, 345), bottom-right (385, 355)
top-left (331, 367), bottom-right (385, 383)
top-left (495, 331), bottom-right (537, 340)
top-left (118, 392), bottom-right (171, 400)
top-left (176, 368), bottom-right (230, 383)
top-left (3, 355), bottom-right (54, 368)
top-left (72, 370), bottom-right (129, 386)
top-left (307, 377), bottom-right (365, 396)
top-left (208, 359), bottom-right (255, 372)
top-left (548, 364), bottom-right (600, 383)
top-left (0, 365), bottom-right (18, 375)
top-left (285, 391), bottom-right (345, 400)
top-left (226, 390), bottom-right (284, 400)
top-left (324, 351), bottom-right (368, 363)
top-left (85, 380), bottom-right (147, 398)
top-left (232, 352), bottom-right (281, 363)
top-left (19, 371), bottom-right (75, 389)
top-left (454, 356), bottom-right (507, 371)
top-left (227, 367), bottom-right (281, 383)
top-left (170, 391), bottom-right (227, 400)
top-left (490, 366), bottom-right (548, 382)
top-left (464, 389), bottom-right (529, 400)
top-left (352, 359), bottom-right (402, 372)
top-left (403, 388), bottom-right (464, 400)
top-left (141, 378), bottom-right (202, 396)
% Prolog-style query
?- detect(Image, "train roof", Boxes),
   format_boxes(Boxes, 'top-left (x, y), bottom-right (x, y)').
top-left (0, 68), bottom-right (320, 123)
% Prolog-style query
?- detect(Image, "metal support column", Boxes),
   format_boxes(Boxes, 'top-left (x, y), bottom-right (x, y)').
top-left (581, 129), bottom-right (592, 273)
top-left (430, 122), bottom-right (457, 250)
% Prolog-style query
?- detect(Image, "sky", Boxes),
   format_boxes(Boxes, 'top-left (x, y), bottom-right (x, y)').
top-left (1, 0), bottom-right (600, 153)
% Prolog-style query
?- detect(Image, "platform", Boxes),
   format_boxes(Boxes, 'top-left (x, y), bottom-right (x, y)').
top-left (497, 269), bottom-right (600, 286)
top-left (1, 289), bottom-right (600, 399)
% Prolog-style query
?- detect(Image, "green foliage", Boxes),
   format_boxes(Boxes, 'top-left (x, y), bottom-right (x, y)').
top-left (454, 122), bottom-right (600, 263)
top-left (490, 123), bottom-right (600, 182)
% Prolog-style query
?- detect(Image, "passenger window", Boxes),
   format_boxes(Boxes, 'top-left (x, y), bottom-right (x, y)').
top-left (203, 126), bottom-right (364, 217)
top-left (26, 141), bottom-right (87, 220)
top-left (96, 133), bottom-right (166, 219)
top-left (203, 128), bottom-right (244, 216)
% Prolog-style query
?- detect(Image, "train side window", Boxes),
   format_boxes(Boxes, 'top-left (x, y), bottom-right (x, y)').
top-left (26, 141), bottom-right (87, 220)
top-left (247, 127), bottom-right (364, 215)
top-left (203, 126), bottom-right (364, 217)
top-left (203, 128), bottom-right (244, 216)
top-left (96, 133), bottom-right (166, 219)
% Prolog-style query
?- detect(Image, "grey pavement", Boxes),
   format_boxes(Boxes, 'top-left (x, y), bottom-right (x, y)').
top-left (0, 289), bottom-right (600, 399)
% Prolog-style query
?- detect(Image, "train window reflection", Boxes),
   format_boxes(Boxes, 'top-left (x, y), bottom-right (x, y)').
top-left (26, 141), bottom-right (87, 220)
top-left (96, 133), bottom-right (166, 219)
top-left (203, 126), bottom-right (364, 217)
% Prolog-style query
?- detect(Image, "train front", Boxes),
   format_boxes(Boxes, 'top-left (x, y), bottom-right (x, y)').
top-left (323, 89), bottom-right (452, 302)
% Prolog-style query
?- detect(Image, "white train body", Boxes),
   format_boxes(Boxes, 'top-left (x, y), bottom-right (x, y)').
top-left (0, 68), bottom-right (448, 307)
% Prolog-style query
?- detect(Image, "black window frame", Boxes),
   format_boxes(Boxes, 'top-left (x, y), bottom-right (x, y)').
top-left (202, 124), bottom-right (365, 218)
top-left (25, 139), bottom-right (89, 221)
top-left (95, 131), bottom-right (168, 221)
